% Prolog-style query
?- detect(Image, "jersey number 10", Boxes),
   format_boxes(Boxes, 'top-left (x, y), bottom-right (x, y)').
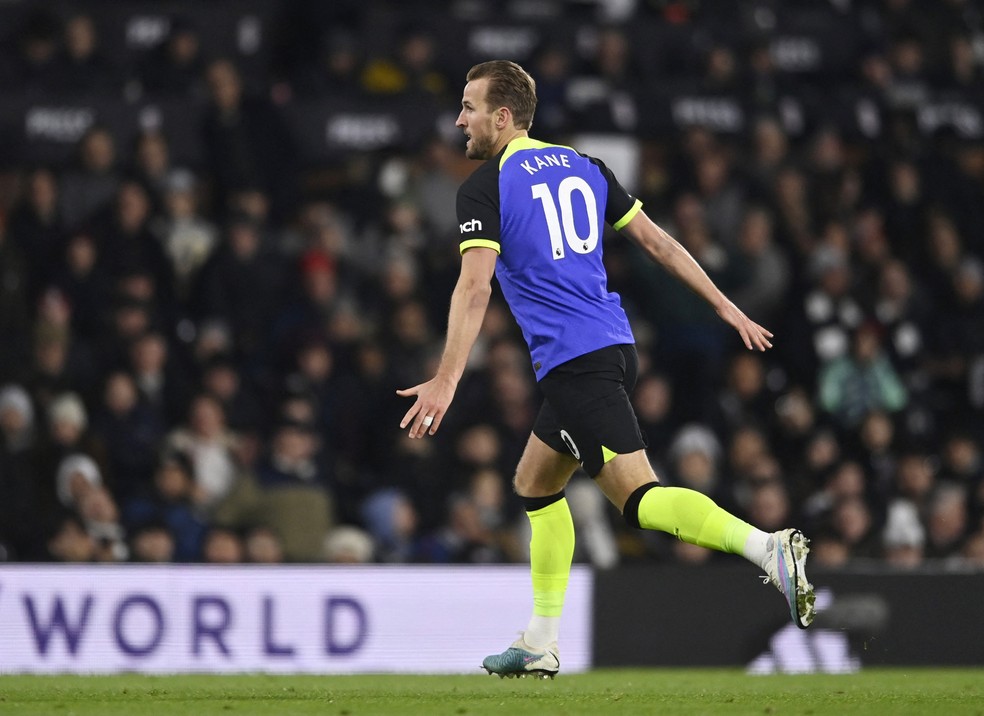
top-left (531, 177), bottom-right (600, 260)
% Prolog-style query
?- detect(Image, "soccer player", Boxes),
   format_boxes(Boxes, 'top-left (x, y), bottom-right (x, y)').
top-left (397, 60), bottom-right (815, 679)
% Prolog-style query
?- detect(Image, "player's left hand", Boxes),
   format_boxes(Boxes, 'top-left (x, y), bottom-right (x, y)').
top-left (716, 300), bottom-right (773, 351)
top-left (396, 375), bottom-right (457, 438)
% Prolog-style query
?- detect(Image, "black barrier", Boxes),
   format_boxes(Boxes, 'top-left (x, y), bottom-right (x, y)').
top-left (594, 565), bottom-right (984, 669)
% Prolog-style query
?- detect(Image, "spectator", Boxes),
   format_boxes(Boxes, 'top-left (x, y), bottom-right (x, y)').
top-left (361, 488), bottom-right (420, 563)
top-left (211, 416), bottom-right (335, 562)
top-left (89, 370), bottom-right (165, 500)
top-left (632, 372), bottom-right (678, 463)
top-left (202, 58), bottom-right (297, 221)
top-left (28, 310), bottom-right (86, 411)
top-left (809, 527), bottom-right (851, 568)
top-left (323, 524), bottom-right (375, 563)
top-left (5, 168), bottom-right (64, 302)
top-left (52, 14), bottom-right (119, 94)
top-left (881, 499), bottom-right (926, 569)
top-left (131, 131), bottom-right (174, 205)
top-left (0, 385), bottom-right (42, 558)
top-left (254, 418), bottom-right (327, 490)
top-left (361, 29), bottom-right (449, 98)
top-left (855, 410), bottom-right (898, 495)
top-left (123, 450), bottom-right (207, 562)
top-left (742, 480), bottom-right (794, 536)
top-left (91, 181), bottom-right (176, 312)
top-left (152, 169), bottom-right (217, 305)
top-left (54, 453), bottom-right (127, 561)
top-left (128, 330), bottom-right (190, 427)
top-left (730, 206), bottom-right (790, 327)
top-left (894, 451), bottom-right (937, 511)
top-left (129, 521), bottom-right (176, 563)
top-left (871, 259), bottom-right (929, 377)
top-left (245, 525), bottom-right (285, 563)
top-left (58, 125), bottom-right (121, 230)
top-left (883, 160), bottom-right (929, 265)
top-left (715, 352), bottom-right (774, 437)
top-left (928, 257), bottom-right (984, 416)
top-left (50, 232), bottom-right (109, 346)
top-left (199, 213), bottom-right (287, 362)
top-left (46, 514), bottom-right (97, 562)
top-left (667, 424), bottom-right (733, 511)
top-left (164, 393), bottom-right (241, 508)
top-left (37, 392), bottom-right (100, 491)
top-left (829, 496), bottom-right (879, 562)
top-left (0, 223), bottom-right (32, 385)
top-left (694, 147), bottom-right (744, 245)
top-left (0, 9), bottom-right (60, 92)
top-left (293, 31), bottom-right (364, 98)
top-left (924, 484), bottom-right (970, 560)
top-left (136, 17), bottom-right (206, 96)
top-left (417, 490), bottom-right (508, 564)
top-left (818, 322), bottom-right (908, 429)
top-left (771, 386), bottom-right (822, 477)
top-left (939, 431), bottom-right (983, 489)
top-left (202, 526), bottom-right (244, 563)
top-left (199, 353), bottom-right (263, 438)
top-left (568, 26), bottom-right (641, 132)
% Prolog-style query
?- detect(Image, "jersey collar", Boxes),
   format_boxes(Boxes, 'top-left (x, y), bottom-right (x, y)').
top-left (498, 137), bottom-right (574, 170)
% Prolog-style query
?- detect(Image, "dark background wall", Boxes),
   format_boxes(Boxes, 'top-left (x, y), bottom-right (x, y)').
top-left (594, 566), bottom-right (984, 667)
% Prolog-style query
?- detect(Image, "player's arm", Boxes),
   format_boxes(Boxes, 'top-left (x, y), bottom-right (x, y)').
top-left (619, 210), bottom-right (773, 352)
top-left (397, 246), bottom-right (497, 438)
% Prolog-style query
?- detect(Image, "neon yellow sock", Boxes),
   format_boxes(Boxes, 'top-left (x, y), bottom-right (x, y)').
top-left (637, 486), bottom-right (753, 555)
top-left (528, 497), bottom-right (574, 618)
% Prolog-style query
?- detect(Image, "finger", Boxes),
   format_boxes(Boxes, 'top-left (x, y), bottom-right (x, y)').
top-left (400, 404), bottom-right (420, 429)
top-left (396, 386), bottom-right (419, 397)
top-left (415, 407), bottom-right (443, 438)
top-left (752, 322), bottom-right (774, 341)
top-left (737, 325), bottom-right (752, 350)
top-left (409, 408), bottom-right (431, 438)
top-left (753, 325), bottom-right (773, 350)
top-left (411, 412), bottom-right (425, 438)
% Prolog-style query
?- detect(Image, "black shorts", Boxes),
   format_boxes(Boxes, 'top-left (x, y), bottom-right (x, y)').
top-left (533, 343), bottom-right (647, 478)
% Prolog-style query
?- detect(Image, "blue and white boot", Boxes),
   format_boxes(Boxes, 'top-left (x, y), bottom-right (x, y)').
top-left (482, 634), bottom-right (560, 679)
top-left (763, 528), bottom-right (816, 629)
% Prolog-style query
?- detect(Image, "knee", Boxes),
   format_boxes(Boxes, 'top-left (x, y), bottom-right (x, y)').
top-left (513, 470), bottom-right (537, 498)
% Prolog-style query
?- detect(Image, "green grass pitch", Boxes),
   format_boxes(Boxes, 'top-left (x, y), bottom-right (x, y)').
top-left (1, 669), bottom-right (981, 715)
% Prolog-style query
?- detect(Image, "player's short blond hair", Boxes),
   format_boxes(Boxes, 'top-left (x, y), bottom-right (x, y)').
top-left (466, 60), bottom-right (537, 130)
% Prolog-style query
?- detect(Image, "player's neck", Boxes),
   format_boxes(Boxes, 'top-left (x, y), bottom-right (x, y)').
top-left (493, 128), bottom-right (529, 156)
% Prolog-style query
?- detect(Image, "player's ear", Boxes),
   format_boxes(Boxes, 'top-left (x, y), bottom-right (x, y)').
top-left (495, 107), bottom-right (511, 129)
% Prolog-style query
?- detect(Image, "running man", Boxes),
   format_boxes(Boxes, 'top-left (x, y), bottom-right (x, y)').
top-left (397, 60), bottom-right (815, 679)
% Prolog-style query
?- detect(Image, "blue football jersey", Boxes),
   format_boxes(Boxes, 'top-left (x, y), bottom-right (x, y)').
top-left (457, 137), bottom-right (642, 380)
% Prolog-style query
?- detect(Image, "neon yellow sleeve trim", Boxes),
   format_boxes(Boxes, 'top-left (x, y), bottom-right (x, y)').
top-left (459, 238), bottom-right (501, 255)
top-left (602, 446), bottom-right (618, 464)
top-left (612, 199), bottom-right (643, 231)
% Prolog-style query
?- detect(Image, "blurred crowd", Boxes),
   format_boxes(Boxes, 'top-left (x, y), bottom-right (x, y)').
top-left (0, 0), bottom-right (983, 571)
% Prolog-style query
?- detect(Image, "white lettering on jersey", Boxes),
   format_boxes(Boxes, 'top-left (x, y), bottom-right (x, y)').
top-left (460, 219), bottom-right (483, 233)
top-left (520, 153), bottom-right (572, 175)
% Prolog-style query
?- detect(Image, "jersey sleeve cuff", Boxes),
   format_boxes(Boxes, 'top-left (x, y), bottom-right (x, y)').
top-left (612, 199), bottom-right (643, 231)
top-left (459, 238), bottom-right (501, 255)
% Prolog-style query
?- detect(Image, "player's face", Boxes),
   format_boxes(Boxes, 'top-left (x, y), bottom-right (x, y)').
top-left (456, 79), bottom-right (497, 160)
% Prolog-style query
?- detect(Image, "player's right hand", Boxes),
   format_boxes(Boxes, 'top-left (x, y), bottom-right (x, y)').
top-left (396, 374), bottom-right (457, 439)
top-left (716, 300), bottom-right (773, 352)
